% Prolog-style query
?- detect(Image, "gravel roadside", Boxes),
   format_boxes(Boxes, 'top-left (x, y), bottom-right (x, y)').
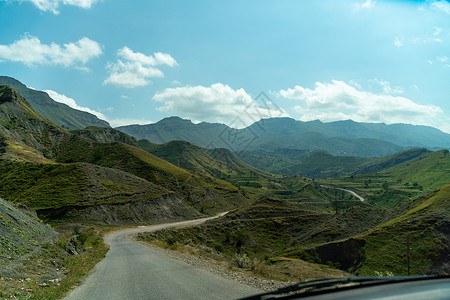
top-left (134, 238), bottom-right (291, 292)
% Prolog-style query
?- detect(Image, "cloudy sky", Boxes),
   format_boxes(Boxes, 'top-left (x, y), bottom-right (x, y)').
top-left (0, 0), bottom-right (449, 132)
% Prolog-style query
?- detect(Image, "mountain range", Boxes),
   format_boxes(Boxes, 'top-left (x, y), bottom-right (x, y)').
top-left (117, 116), bottom-right (450, 157)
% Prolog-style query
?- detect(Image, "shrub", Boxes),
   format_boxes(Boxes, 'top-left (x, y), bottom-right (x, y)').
top-left (214, 243), bottom-right (224, 252)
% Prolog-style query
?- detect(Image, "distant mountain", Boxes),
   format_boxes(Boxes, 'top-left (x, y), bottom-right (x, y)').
top-left (118, 116), bottom-right (229, 148)
top-left (117, 116), bottom-right (450, 157)
top-left (0, 76), bottom-right (110, 129)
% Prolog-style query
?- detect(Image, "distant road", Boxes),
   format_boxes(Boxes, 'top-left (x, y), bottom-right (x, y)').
top-left (64, 213), bottom-right (261, 300)
top-left (320, 185), bottom-right (365, 202)
top-left (339, 188), bottom-right (365, 202)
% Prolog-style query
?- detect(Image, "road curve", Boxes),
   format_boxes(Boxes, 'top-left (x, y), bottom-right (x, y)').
top-left (64, 214), bottom-right (262, 300)
top-left (338, 188), bottom-right (365, 202)
top-left (320, 185), bottom-right (365, 202)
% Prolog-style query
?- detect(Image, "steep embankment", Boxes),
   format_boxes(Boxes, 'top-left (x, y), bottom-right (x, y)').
top-left (0, 198), bottom-right (59, 267)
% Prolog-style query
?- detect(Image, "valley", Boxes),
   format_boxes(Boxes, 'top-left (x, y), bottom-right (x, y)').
top-left (0, 80), bottom-right (448, 298)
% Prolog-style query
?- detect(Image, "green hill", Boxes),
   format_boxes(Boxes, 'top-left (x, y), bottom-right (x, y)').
top-left (353, 148), bottom-right (431, 175)
top-left (237, 148), bottom-right (430, 179)
top-left (71, 126), bottom-right (138, 146)
top-left (324, 149), bottom-right (450, 208)
top-left (0, 76), bottom-right (110, 129)
top-left (276, 151), bottom-right (372, 178)
top-left (0, 85), bottom-right (71, 161)
top-left (138, 139), bottom-right (279, 191)
top-left (140, 184), bottom-right (448, 277)
top-left (0, 86), bottom-right (248, 223)
top-left (354, 183), bottom-right (450, 275)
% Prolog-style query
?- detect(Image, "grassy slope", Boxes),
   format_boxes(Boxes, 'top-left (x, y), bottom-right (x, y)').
top-left (143, 183), bottom-right (448, 277)
top-left (238, 148), bottom-right (431, 179)
top-left (71, 126), bottom-right (138, 146)
top-left (277, 151), bottom-right (372, 178)
top-left (0, 161), bottom-right (167, 210)
top-left (54, 135), bottom-right (245, 213)
top-left (353, 148), bottom-right (431, 175)
top-left (138, 139), bottom-right (281, 193)
top-left (0, 86), bottom-right (246, 216)
top-left (356, 184), bottom-right (449, 276)
top-left (138, 197), bottom-right (388, 279)
top-left (323, 149), bottom-right (450, 208)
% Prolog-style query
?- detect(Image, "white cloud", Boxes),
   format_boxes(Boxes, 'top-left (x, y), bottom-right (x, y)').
top-left (44, 89), bottom-right (107, 121)
top-left (371, 79), bottom-right (404, 94)
top-left (44, 89), bottom-right (156, 127)
top-left (393, 37), bottom-right (404, 48)
top-left (154, 83), bottom-right (289, 128)
top-left (431, 0), bottom-right (450, 14)
top-left (17, 0), bottom-right (100, 14)
top-left (104, 47), bottom-right (177, 88)
top-left (279, 80), bottom-right (448, 132)
top-left (0, 35), bottom-right (102, 70)
top-left (437, 56), bottom-right (448, 63)
top-left (61, 0), bottom-right (99, 9)
top-left (354, 0), bottom-right (375, 11)
top-left (433, 27), bottom-right (442, 36)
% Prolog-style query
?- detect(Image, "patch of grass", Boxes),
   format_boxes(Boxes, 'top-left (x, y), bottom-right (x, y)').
top-left (30, 238), bottom-right (108, 300)
top-left (0, 228), bottom-right (109, 300)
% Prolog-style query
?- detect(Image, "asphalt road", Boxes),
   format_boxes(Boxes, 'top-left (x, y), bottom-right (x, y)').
top-left (320, 185), bottom-right (366, 202)
top-left (64, 214), bottom-right (262, 300)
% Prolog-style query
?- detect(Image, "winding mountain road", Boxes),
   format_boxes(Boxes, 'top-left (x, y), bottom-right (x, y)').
top-left (337, 187), bottom-right (365, 202)
top-left (64, 214), bottom-right (262, 300)
top-left (320, 185), bottom-right (366, 202)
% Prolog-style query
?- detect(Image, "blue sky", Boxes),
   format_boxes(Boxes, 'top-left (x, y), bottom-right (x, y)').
top-left (0, 0), bottom-right (449, 132)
